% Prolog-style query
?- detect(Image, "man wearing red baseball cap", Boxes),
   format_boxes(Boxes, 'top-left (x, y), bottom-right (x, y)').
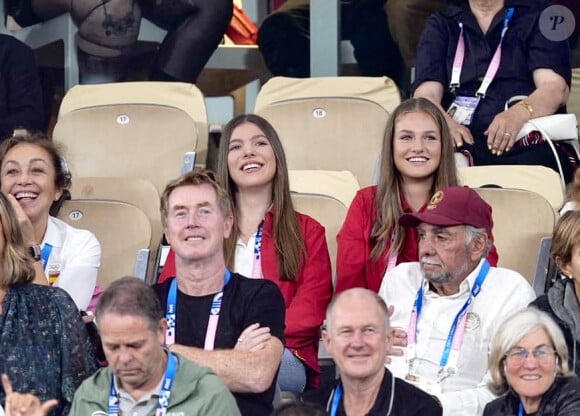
top-left (379, 186), bottom-right (535, 416)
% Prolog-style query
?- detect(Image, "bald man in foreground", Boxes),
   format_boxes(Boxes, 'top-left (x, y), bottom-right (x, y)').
top-left (303, 288), bottom-right (442, 416)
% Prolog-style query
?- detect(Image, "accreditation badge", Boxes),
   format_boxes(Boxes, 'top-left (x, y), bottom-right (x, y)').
top-left (447, 96), bottom-right (480, 126)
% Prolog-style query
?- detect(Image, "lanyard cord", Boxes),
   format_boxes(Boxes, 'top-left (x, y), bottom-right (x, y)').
top-left (406, 260), bottom-right (490, 374)
top-left (449, 8), bottom-right (515, 97)
top-left (108, 351), bottom-right (178, 416)
top-left (251, 220), bottom-right (264, 279)
top-left (165, 270), bottom-right (232, 349)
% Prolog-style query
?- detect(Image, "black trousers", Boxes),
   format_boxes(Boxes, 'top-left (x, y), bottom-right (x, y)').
top-left (141, 0), bottom-right (233, 82)
top-left (258, 0), bottom-right (404, 87)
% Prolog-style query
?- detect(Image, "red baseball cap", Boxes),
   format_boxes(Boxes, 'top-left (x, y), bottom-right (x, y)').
top-left (399, 186), bottom-right (493, 236)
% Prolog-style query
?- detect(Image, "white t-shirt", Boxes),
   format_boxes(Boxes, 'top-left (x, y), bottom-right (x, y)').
top-left (42, 216), bottom-right (101, 310)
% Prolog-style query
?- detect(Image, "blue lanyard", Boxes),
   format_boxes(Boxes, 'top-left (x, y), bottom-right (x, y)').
top-left (165, 270), bottom-right (232, 348)
top-left (108, 351), bottom-right (178, 416)
top-left (41, 243), bottom-right (53, 271)
top-left (254, 220), bottom-right (264, 259)
top-left (502, 8), bottom-right (515, 37)
top-left (518, 403), bottom-right (524, 416)
top-left (411, 260), bottom-right (490, 368)
top-left (251, 221), bottom-right (264, 279)
top-left (328, 382), bottom-right (343, 416)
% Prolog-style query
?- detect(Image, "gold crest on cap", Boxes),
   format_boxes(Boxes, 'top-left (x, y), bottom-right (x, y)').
top-left (427, 190), bottom-right (444, 210)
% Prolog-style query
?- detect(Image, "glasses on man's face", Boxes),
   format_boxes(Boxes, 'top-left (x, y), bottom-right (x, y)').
top-left (504, 345), bottom-right (557, 366)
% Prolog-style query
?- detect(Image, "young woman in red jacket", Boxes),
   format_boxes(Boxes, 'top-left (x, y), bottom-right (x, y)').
top-left (159, 114), bottom-right (333, 395)
top-left (335, 97), bottom-right (498, 293)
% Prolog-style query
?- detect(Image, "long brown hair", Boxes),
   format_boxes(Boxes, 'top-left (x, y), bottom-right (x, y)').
top-left (217, 114), bottom-right (305, 281)
top-left (0, 192), bottom-right (35, 287)
top-left (370, 98), bottom-right (458, 260)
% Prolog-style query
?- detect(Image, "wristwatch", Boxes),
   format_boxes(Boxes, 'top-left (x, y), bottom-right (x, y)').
top-left (28, 244), bottom-right (41, 262)
top-left (520, 100), bottom-right (534, 118)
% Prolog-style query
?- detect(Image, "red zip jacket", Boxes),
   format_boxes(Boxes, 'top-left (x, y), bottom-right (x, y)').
top-left (336, 186), bottom-right (499, 293)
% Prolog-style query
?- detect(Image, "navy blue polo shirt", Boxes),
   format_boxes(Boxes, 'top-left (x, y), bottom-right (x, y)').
top-left (413, 0), bottom-right (571, 134)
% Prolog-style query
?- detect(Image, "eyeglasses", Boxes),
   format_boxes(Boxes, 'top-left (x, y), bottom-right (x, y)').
top-left (504, 345), bottom-right (557, 366)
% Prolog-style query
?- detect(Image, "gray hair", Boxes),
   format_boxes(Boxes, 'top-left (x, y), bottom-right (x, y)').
top-left (488, 307), bottom-right (573, 395)
top-left (96, 276), bottom-right (164, 332)
top-left (465, 225), bottom-right (492, 258)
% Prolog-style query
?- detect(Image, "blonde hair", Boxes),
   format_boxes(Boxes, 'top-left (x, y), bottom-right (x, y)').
top-left (0, 193), bottom-right (35, 286)
top-left (370, 98), bottom-right (458, 260)
top-left (565, 168), bottom-right (580, 205)
top-left (488, 308), bottom-right (573, 395)
top-left (551, 210), bottom-right (580, 273)
top-left (217, 114), bottom-right (305, 282)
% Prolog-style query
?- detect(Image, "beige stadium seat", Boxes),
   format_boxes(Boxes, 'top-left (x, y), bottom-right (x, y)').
top-left (69, 177), bottom-right (162, 283)
top-left (458, 165), bottom-right (565, 211)
top-left (52, 82), bottom-right (207, 193)
top-left (254, 76), bottom-right (402, 115)
top-left (255, 76), bottom-right (401, 187)
top-left (569, 68), bottom-right (580, 120)
top-left (290, 192), bottom-right (348, 280)
top-left (474, 188), bottom-right (557, 286)
top-left (57, 200), bottom-right (152, 288)
top-left (289, 170), bottom-right (360, 208)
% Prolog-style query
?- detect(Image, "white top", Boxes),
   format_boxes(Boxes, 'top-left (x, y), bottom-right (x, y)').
top-left (234, 233), bottom-right (259, 278)
top-left (560, 200), bottom-right (577, 215)
top-left (42, 216), bottom-right (101, 310)
top-left (379, 259), bottom-right (536, 416)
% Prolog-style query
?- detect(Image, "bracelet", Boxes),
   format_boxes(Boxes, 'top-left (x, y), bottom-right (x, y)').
top-left (520, 100), bottom-right (534, 118)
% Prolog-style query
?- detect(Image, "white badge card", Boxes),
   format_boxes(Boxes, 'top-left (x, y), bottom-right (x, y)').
top-left (447, 96), bottom-right (480, 126)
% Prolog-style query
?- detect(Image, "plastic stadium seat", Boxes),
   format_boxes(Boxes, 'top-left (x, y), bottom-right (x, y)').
top-left (290, 192), bottom-right (348, 281)
top-left (52, 81), bottom-right (207, 192)
top-left (474, 188), bottom-right (557, 286)
top-left (289, 170), bottom-right (360, 208)
top-left (255, 76), bottom-right (400, 187)
top-left (458, 165), bottom-right (565, 211)
top-left (57, 199), bottom-right (151, 287)
top-left (69, 177), bottom-right (162, 283)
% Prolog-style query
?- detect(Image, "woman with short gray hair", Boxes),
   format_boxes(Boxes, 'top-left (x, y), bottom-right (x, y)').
top-left (484, 308), bottom-right (580, 416)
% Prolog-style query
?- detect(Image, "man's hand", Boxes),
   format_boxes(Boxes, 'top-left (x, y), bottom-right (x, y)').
top-left (235, 323), bottom-right (271, 352)
top-left (2, 374), bottom-right (58, 416)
